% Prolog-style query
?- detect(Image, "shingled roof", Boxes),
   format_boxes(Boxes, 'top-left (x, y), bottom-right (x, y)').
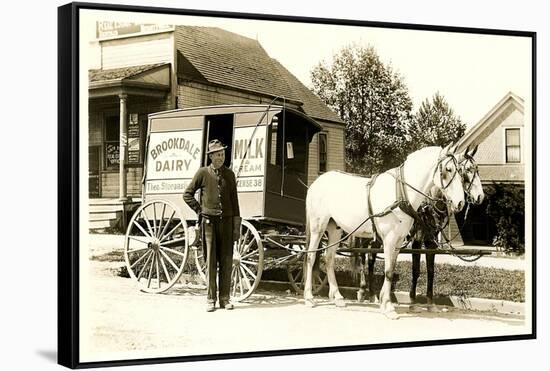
top-left (89, 63), bottom-right (168, 82)
top-left (175, 26), bottom-right (343, 125)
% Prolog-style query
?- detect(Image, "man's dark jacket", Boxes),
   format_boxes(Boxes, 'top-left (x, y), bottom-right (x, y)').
top-left (183, 165), bottom-right (240, 219)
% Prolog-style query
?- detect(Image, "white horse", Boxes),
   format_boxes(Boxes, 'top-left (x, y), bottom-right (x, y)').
top-left (356, 144), bottom-right (486, 308)
top-left (408, 144), bottom-right (486, 310)
top-left (303, 145), bottom-right (465, 319)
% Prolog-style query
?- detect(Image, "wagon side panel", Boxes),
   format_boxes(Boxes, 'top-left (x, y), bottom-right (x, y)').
top-left (232, 111), bottom-right (272, 219)
top-left (143, 115), bottom-right (205, 220)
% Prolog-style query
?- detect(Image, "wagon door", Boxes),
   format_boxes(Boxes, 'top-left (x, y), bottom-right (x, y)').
top-left (203, 114), bottom-right (234, 167)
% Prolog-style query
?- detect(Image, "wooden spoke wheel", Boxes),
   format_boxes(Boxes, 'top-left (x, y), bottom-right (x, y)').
top-left (193, 220), bottom-right (264, 302)
top-left (286, 240), bottom-right (328, 295)
top-left (124, 200), bottom-right (189, 293)
top-left (231, 220), bottom-right (264, 302)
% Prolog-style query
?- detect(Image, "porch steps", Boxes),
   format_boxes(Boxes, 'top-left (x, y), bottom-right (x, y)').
top-left (88, 199), bottom-right (141, 232)
top-left (89, 200), bottom-right (124, 231)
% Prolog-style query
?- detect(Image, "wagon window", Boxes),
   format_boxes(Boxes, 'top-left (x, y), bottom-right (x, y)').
top-left (269, 119), bottom-right (280, 166)
top-left (269, 114), bottom-right (306, 172)
top-left (284, 122), bottom-right (307, 174)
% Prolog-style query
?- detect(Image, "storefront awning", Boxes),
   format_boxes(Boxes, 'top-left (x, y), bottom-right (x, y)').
top-left (89, 63), bottom-right (170, 98)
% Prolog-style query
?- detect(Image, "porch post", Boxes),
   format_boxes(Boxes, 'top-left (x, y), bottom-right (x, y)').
top-left (118, 94), bottom-right (128, 201)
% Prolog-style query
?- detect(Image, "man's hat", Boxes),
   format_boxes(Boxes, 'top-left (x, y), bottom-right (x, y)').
top-left (206, 139), bottom-right (228, 154)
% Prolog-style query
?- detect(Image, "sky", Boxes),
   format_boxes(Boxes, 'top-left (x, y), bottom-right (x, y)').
top-left (83, 10), bottom-right (533, 128)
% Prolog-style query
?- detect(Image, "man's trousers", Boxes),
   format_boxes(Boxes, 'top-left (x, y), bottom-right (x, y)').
top-left (202, 216), bottom-right (234, 304)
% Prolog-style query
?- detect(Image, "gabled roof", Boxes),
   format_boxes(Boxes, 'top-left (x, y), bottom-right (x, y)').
top-left (271, 59), bottom-right (344, 124)
top-left (457, 92), bottom-right (524, 151)
top-left (89, 63), bottom-right (168, 83)
top-left (88, 63), bottom-right (170, 98)
top-left (174, 26), bottom-right (343, 125)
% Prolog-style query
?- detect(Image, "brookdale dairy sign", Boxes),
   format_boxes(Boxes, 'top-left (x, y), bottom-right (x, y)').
top-left (146, 131), bottom-right (202, 181)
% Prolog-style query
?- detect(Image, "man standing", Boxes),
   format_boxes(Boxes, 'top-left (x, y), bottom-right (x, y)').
top-left (183, 139), bottom-right (241, 312)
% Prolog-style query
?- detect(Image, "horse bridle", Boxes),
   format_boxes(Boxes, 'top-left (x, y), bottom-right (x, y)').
top-left (458, 154), bottom-right (480, 203)
top-left (435, 152), bottom-right (460, 191)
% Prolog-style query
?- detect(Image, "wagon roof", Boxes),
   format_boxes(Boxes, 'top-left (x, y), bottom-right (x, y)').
top-left (149, 103), bottom-right (323, 132)
top-left (175, 26), bottom-right (344, 125)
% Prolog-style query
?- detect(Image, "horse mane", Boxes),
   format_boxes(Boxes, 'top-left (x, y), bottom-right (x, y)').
top-left (332, 169), bottom-right (371, 178)
top-left (405, 146), bottom-right (442, 163)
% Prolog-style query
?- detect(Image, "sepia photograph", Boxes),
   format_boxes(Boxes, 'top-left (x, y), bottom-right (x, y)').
top-left (58, 2), bottom-right (535, 368)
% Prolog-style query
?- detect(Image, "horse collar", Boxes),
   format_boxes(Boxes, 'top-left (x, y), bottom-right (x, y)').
top-left (396, 164), bottom-right (419, 220)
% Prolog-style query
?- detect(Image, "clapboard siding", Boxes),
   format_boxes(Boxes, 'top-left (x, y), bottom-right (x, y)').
top-left (308, 122), bottom-right (345, 185)
top-left (102, 32), bottom-right (174, 70)
top-left (177, 81), bottom-right (298, 108)
top-left (475, 109), bottom-right (523, 165)
top-left (101, 168), bottom-right (143, 198)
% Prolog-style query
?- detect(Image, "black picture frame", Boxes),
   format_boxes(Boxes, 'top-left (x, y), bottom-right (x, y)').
top-left (58, 2), bottom-right (536, 368)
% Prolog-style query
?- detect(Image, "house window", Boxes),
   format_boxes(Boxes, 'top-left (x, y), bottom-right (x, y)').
top-left (104, 116), bottom-right (120, 170)
top-left (319, 132), bottom-right (328, 173)
top-left (505, 128), bottom-right (521, 163)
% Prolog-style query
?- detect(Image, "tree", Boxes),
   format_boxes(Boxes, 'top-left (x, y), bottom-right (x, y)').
top-left (486, 183), bottom-right (525, 254)
top-left (311, 45), bottom-right (413, 175)
top-left (408, 92), bottom-right (466, 151)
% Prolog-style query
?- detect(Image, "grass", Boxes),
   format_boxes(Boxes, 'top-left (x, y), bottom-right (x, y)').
top-left (389, 261), bottom-right (524, 302)
top-left (91, 250), bottom-right (525, 303)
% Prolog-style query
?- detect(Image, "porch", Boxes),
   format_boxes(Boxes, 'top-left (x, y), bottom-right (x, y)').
top-left (89, 198), bottom-right (141, 232)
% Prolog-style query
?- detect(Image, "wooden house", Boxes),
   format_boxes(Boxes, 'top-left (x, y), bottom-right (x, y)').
top-left (87, 25), bottom-right (344, 229)
top-left (454, 92), bottom-right (525, 245)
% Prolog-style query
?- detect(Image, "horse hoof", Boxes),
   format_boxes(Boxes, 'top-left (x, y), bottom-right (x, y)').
top-left (408, 304), bottom-right (422, 313)
top-left (384, 310), bottom-right (400, 320)
top-left (427, 305), bottom-right (442, 313)
top-left (305, 299), bottom-right (316, 308)
top-left (370, 295), bottom-right (379, 304)
top-left (357, 292), bottom-right (365, 303)
top-left (334, 298), bottom-right (346, 308)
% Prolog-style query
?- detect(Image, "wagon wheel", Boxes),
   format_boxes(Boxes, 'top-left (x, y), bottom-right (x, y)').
top-left (231, 220), bottom-right (264, 302)
top-left (286, 238), bottom-right (328, 295)
top-left (192, 220), bottom-right (264, 302)
top-left (124, 200), bottom-right (189, 293)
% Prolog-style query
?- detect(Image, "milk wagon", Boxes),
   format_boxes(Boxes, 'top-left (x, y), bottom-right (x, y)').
top-left (123, 104), bottom-right (328, 301)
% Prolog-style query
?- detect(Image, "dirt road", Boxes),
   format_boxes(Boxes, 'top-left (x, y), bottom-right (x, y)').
top-left (79, 260), bottom-right (529, 364)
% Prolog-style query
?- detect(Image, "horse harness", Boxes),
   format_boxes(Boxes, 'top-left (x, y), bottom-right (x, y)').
top-left (458, 154), bottom-right (478, 202)
top-left (366, 153), bottom-right (459, 244)
top-left (367, 164), bottom-right (420, 243)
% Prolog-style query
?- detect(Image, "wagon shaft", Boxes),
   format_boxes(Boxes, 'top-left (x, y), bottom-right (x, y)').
top-left (336, 247), bottom-right (493, 255)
